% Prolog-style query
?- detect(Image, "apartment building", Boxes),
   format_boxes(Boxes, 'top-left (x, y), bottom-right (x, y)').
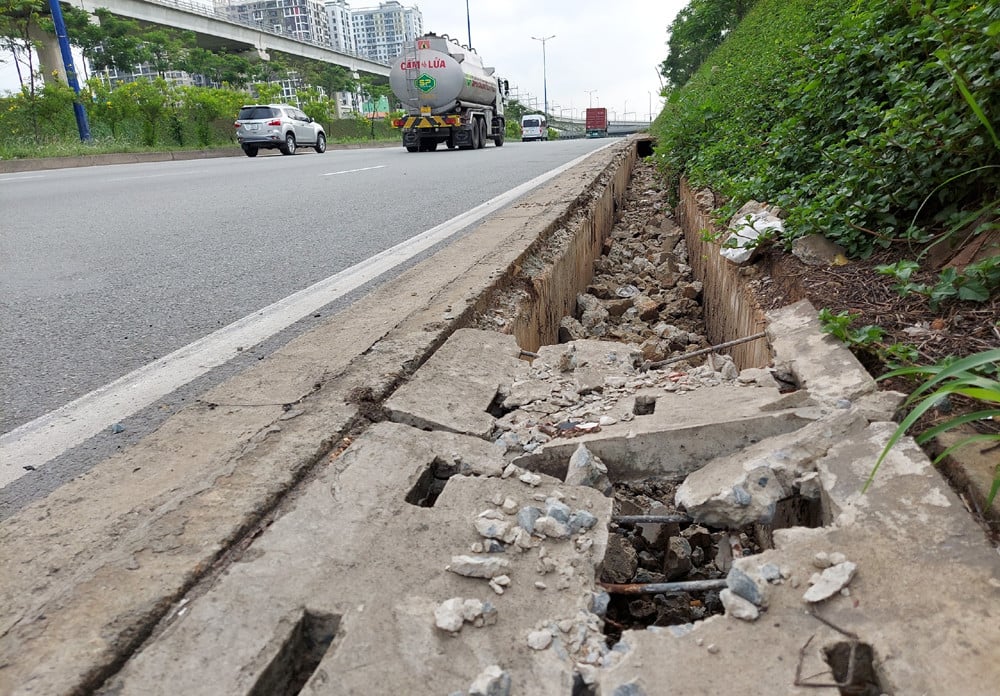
top-left (350, 1), bottom-right (423, 63)
top-left (324, 0), bottom-right (357, 54)
top-left (219, 0), bottom-right (332, 46)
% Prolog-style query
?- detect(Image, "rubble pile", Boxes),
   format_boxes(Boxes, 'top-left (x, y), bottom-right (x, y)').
top-left (602, 477), bottom-right (767, 636)
top-left (560, 162), bottom-right (708, 361)
top-left (487, 159), bottom-right (777, 463)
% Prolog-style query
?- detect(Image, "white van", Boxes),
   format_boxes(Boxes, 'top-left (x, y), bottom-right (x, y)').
top-left (521, 114), bottom-right (548, 142)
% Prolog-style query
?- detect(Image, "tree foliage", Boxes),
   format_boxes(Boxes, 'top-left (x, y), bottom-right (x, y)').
top-left (660, 0), bottom-right (757, 90)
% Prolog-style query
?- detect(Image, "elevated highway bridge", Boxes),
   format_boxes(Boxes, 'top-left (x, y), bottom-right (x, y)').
top-left (38, 0), bottom-right (389, 84)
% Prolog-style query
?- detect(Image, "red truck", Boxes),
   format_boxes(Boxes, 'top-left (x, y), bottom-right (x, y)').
top-left (585, 107), bottom-right (608, 138)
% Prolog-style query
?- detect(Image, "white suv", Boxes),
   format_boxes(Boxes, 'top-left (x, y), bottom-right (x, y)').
top-left (234, 104), bottom-right (327, 157)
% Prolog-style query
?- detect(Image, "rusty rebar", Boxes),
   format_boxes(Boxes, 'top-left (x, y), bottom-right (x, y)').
top-left (612, 514), bottom-right (691, 524)
top-left (600, 579), bottom-right (728, 595)
top-left (641, 331), bottom-right (768, 371)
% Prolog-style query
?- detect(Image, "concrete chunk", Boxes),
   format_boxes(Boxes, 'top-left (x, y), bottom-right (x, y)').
top-left (385, 329), bottom-right (527, 437)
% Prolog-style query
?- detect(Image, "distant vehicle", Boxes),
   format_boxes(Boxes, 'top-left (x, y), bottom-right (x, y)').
top-left (521, 114), bottom-right (548, 142)
top-left (585, 107), bottom-right (608, 138)
top-left (389, 32), bottom-right (508, 152)
top-left (234, 104), bottom-right (327, 157)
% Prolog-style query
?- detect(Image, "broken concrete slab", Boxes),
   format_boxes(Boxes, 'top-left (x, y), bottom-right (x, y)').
top-left (384, 329), bottom-right (528, 437)
top-left (767, 300), bottom-right (878, 405)
top-left (599, 403), bottom-right (1000, 696)
top-left (513, 384), bottom-right (815, 481)
top-left (674, 410), bottom-right (867, 528)
top-left (98, 423), bottom-right (614, 696)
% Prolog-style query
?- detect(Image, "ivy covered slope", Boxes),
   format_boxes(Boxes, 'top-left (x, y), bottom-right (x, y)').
top-left (651, 0), bottom-right (1000, 261)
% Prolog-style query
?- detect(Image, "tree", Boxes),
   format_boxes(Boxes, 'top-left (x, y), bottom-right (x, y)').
top-left (0, 0), bottom-right (45, 93)
top-left (141, 27), bottom-right (194, 78)
top-left (660, 0), bottom-right (758, 89)
top-left (300, 61), bottom-right (354, 98)
top-left (73, 8), bottom-right (147, 74)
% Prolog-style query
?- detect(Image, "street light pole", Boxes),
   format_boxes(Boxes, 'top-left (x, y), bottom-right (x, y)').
top-left (531, 34), bottom-right (555, 117)
top-left (465, 0), bottom-right (472, 48)
top-left (585, 89), bottom-right (597, 108)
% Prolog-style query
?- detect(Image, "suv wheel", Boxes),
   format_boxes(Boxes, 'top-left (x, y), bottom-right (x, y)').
top-left (314, 133), bottom-right (326, 154)
top-left (242, 145), bottom-right (258, 158)
top-left (280, 133), bottom-right (296, 155)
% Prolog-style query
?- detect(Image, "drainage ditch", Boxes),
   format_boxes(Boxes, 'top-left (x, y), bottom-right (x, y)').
top-left (471, 145), bottom-right (826, 640)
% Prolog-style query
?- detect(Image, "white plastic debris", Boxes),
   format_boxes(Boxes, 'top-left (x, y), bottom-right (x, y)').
top-left (803, 561), bottom-right (857, 603)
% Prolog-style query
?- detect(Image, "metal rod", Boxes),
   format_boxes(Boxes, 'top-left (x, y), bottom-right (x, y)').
top-left (518, 349), bottom-right (540, 359)
top-left (641, 331), bottom-right (768, 371)
top-left (600, 579), bottom-right (728, 595)
top-left (612, 514), bottom-right (691, 524)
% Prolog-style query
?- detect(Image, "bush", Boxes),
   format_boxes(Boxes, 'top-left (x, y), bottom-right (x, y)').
top-left (652, 0), bottom-right (1000, 259)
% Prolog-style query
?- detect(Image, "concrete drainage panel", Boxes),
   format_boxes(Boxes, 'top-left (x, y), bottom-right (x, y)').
top-left (379, 150), bottom-right (1000, 693)
top-left (72, 141), bottom-right (999, 696)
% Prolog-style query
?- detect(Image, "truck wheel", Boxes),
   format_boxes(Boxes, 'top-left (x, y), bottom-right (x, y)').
top-left (493, 130), bottom-right (504, 147)
top-left (405, 144), bottom-right (419, 153)
top-left (478, 119), bottom-right (487, 149)
top-left (426, 141), bottom-right (438, 151)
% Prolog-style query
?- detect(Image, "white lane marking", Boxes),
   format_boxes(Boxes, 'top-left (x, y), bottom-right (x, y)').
top-left (0, 142), bottom-right (616, 487)
top-left (0, 175), bottom-right (45, 183)
top-left (105, 171), bottom-right (191, 183)
top-left (322, 165), bottom-right (386, 176)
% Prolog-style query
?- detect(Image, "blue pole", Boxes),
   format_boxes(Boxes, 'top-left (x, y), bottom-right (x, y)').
top-left (47, 0), bottom-right (91, 141)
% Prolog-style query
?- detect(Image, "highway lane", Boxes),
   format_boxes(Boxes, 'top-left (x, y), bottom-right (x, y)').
top-left (0, 138), bottom-right (613, 501)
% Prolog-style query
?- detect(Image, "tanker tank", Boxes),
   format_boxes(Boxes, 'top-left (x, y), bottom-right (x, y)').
top-left (389, 34), bottom-right (500, 116)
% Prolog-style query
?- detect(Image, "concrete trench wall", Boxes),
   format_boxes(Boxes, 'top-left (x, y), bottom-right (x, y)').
top-left (477, 143), bottom-right (637, 352)
top-left (676, 178), bottom-right (771, 369)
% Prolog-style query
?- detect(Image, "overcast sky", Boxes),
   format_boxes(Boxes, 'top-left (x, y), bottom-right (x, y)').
top-left (415, 0), bottom-right (685, 120)
top-left (0, 0), bottom-right (685, 120)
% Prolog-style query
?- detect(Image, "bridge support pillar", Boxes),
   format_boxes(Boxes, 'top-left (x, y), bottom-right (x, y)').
top-left (27, 21), bottom-right (67, 86)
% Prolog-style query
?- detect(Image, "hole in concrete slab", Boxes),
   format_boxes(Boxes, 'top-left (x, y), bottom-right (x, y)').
top-left (822, 641), bottom-right (886, 696)
top-left (487, 390), bottom-right (514, 418)
top-left (636, 138), bottom-right (655, 158)
top-left (405, 457), bottom-right (455, 508)
top-left (753, 493), bottom-right (826, 549)
top-left (600, 476), bottom-right (765, 643)
top-left (633, 394), bottom-right (657, 416)
top-left (572, 673), bottom-right (598, 696)
top-left (248, 610), bottom-right (340, 696)
top-left (600, 475), bottom-right (830, 644)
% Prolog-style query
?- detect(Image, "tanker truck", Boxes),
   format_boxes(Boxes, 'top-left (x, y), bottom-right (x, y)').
top-left (389, 33), bottom-right (508, 152)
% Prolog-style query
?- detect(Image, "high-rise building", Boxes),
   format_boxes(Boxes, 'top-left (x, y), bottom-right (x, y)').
top-left (350, 1), bottom-right (423, 63)
top-left (219, 0), bottom-right (332, 46)
top-left (324, 0), bottom-right (357, 54)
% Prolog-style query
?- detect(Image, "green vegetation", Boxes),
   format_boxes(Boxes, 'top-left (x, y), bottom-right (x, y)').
top-left (659, 0), bottom-right (758, 90)
top-left (651, 0), bottom-right (999, 259)
top-left (869, 349), bottom-right (1000, 505)
top-left (653, 0), bottom-right (999, 500)
top-left (0, 0), bottom-right (396, 156)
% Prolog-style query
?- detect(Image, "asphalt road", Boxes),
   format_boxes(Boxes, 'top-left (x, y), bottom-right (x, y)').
top-left (0, 137), bottom-right (613, 508)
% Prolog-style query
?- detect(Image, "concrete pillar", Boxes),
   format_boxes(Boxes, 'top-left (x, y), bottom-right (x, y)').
top-left (27, 20), bottom-right (66, 86)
